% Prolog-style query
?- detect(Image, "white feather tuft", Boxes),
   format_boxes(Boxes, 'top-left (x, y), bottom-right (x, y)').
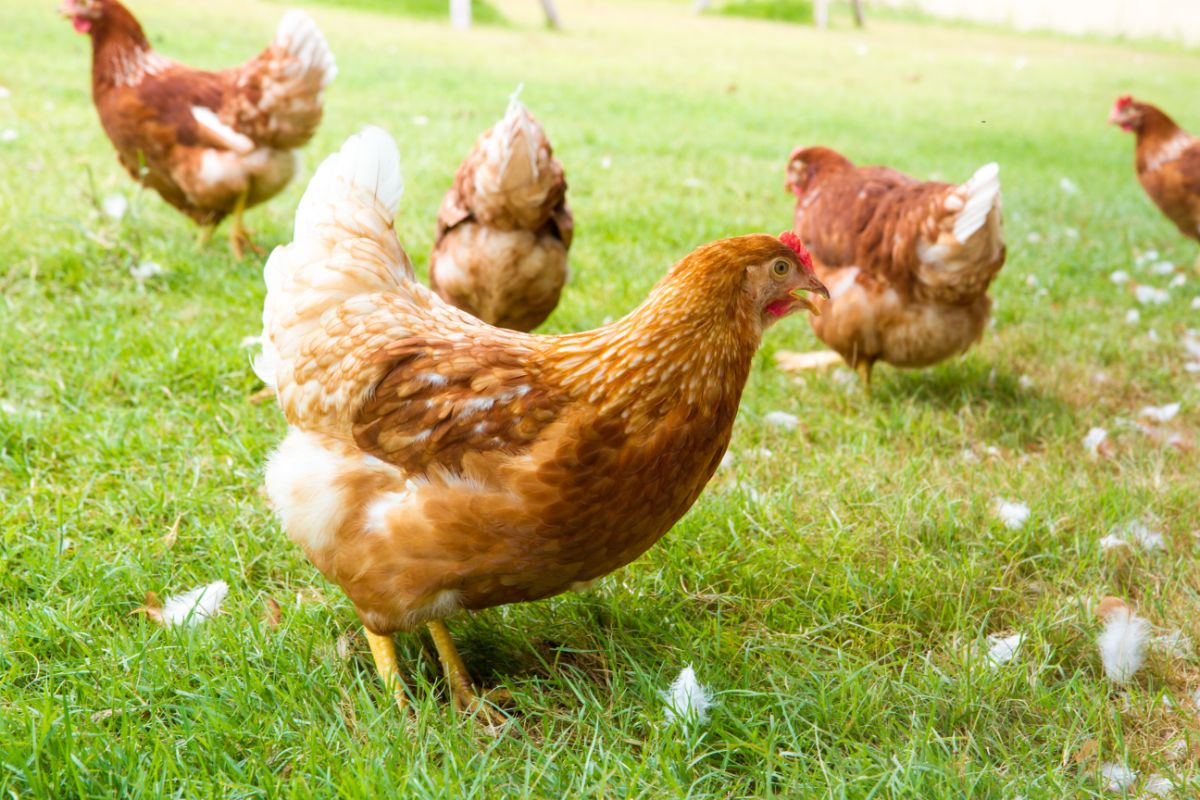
top-left (951, 162), bottom-right (1001, 244)
top-left (1099, 763), bottom-right (1136, 793)
top-left (293, 126), bottom-right (403, 241)
top-left (985, 633), bottom-right (1024, 667)
top-left (1098, 598), bottom-right (1150, 684)
top-left (764, 410), bottom-right (800, 430)
top-left (161, 580), bottom-right (228, 627)
top-left (276, 9), bottom-right (338, 89)
top-left (994, 498), bottom-right (1030, 530)
top-left (662, 665), bottom-right (712, 725)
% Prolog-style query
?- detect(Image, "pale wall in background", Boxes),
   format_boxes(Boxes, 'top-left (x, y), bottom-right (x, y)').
top-left (875, 0), bottom-right (1200, 45)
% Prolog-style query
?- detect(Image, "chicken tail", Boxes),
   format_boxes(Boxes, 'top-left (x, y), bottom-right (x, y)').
top-left (275, 10), bottom-right (338, 92)
top-left (255, 127), bottom-right (412, 404)
top-left (237, 10), bottom-right (338, 149)
top-left (464, 91), bottom-right (564, 223)
top-left (950, 162), bottom-right (1001, 244)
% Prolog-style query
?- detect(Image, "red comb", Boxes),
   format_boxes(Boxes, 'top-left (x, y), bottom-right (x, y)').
top-left (779, 231), bottom-right (814, 272)
top-left (1116, 94), bottom-right (1133, 108)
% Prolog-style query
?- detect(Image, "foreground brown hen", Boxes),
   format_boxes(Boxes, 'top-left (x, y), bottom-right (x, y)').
top-left (62, 0), bottom-right (335, 257)
top-left (430, 96), bottom-right (573, 331)
top-left (255, 128), bottom-right (828, 720)
top-left (785, 146), bottom-right (1005, 389)
top-left (1109, 96), bottom-right (1200, 253)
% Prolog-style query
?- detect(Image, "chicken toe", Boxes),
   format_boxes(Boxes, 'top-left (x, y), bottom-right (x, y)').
top-left (426, 620), bottom-right (511, 729)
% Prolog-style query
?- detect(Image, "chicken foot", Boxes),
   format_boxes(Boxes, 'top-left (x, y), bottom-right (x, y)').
top-left (196, 224), bottom-right (215, 248)
top-left (426, 619), bottom-right (510, 728)
top-left (857, 360), bottom-right (873, 397)
top-left (228, 189), bottom-right (264, 260)
top-left (365, 629), bottom-right (409, 712)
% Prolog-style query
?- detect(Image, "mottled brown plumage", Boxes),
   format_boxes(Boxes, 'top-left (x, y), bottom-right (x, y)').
top-left (785, 146), bottom-right (1005, 382)
top-left (257, 129), bottom-right (828, 652)
top-left (62, 0), bottom-right (334, 253)
top-left (1109, 97), bottom-right (1200, 245)
top-left (429, 99), bottom-right (572, 332)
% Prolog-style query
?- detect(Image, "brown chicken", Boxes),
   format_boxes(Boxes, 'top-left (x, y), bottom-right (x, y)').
top-left (255, 128), bottom-right (828, 720)
top-left (785, 146), bottom-right (1005, 389)
top-left (429, 97), bottom-right (573, 331)
top-left (62, 0), bottom-right (336, 257)
top-left (1109, 96), bottom-right (1200, 252)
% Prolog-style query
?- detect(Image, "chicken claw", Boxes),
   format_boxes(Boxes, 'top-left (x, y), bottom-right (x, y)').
top-left (228, 190), bottom-right (264, 260)
top-left (426, 619), bottom-right (511, 730)
top-left (364, 629), bottom-right (409, 713)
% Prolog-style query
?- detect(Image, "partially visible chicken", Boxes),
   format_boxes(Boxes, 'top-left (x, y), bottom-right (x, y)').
top-left (785, 146), bottom-right (1005, 389)
top-left (62, 0), bottom-right (336, 257)
top-left (255, 128), bottom-right (827, 720)
top-left (1109, 96), bottom-right (1200, 251)
top-left (429, 97), bottom-right (572, 331)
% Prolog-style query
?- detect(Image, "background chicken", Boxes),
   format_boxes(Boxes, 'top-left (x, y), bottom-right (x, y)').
top-left (255, 128), bottom-right (827, 720)
top-left (784, 146), bottom-right (1005, 389)
top-left (62, 0), bottom-right (336, 257)
top-left (429, 96), bottom-right (572, 331)
top-left (1109, 96), bottom-right (1200, 256)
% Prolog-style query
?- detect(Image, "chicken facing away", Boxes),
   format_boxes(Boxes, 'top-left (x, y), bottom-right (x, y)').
top-left (255, 128), bottom-right (828, 720)
top-left (785, 146), bottom-right (1005, 390)
top-left (1109, 96), bottom-right (1200, 253)
top-left (62, 0), bottom-right (336, 257)
top-left (429, 97), bottom-right (573, 331)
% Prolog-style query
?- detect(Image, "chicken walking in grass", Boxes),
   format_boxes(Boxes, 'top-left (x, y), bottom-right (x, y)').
top-left (429, 94), bottom-right (573, 332)
top-left (783, 146), bottom-right (1005, 392)
top-left (62, 0), bottom-right (336, 258)
top-left (254, 128), bottom-right (828, 722)
top-left (1109, 96), bottom-right (1200, 266)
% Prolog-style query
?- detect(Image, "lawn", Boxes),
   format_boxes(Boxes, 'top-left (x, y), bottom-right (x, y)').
top-left (1, 0), bottom-right (1198, 797)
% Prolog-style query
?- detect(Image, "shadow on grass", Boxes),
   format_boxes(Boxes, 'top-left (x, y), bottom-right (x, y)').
top-left (874, 360), bottom-right (1077, 444)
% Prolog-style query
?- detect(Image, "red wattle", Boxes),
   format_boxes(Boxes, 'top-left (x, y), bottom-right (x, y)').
top-left (73, 16), bottom-right (91, 33)
top-left (765, 299), bottom-right (791, 318)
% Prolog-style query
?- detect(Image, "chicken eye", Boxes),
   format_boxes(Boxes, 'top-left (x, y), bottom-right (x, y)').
top-left (772, 260), bottom-right (790, 277)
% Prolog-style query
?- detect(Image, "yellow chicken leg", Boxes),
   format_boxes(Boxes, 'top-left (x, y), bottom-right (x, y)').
top-left (856, 360), bottom-right (873, 397)
top-left (227, 189), bottom-right (262, 260)
top-left (426, 619), bottom-right (509, 726)
top-left (364, 629), bottom-right (409, 712)
top-left (196, 224), bottom-right (215, 247)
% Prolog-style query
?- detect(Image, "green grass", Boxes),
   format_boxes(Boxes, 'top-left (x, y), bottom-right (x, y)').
top-left (714, 0), bottom-right (814, 25)
top-left (2, 0), bottom-right (1200, 796)
top-left (298, 0), bottom-right (507, 26)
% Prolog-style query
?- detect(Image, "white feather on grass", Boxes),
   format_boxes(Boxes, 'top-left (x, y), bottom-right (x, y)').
top-left (995, 499), bottom-right (1030, 530)
top-left (1099, 762), bottom-right (1136, 792)
top-left (1140, 403), bottom-right (1180, 423)
top-left (1083, 427), bottom-right (1109, 456)
top-left (1141, 774), bottom-right (1174, 797)
top-left (160, 580), bottom-right (228, 627)
top-left (1097, 597), bottom-right (1150, 684)
top-left (661, 665), bottom-right (712, 725)
top-left (985, 633), bottom-right (1024, 667)
top-left (102, 193), bottom-right (128, 221)
top-left (764, 411), bottom-right (799, 431)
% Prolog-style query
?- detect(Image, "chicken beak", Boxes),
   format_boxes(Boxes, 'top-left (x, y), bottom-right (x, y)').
top-left (789, 276), bottom-right (830, 317)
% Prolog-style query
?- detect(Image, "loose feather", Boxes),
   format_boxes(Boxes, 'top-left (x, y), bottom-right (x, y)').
top-left (1097, 597), bottom-right (1150, 684)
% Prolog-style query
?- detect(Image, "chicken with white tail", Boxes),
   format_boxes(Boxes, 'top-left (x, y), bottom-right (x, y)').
top-left (253, 127), bottom-right (827, 722)
top-left (784, 146), bottom-right (1006, 390)
top-left (429, 93), bottom-right (573, 332)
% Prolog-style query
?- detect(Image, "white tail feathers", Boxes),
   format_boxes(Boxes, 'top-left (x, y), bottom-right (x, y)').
top-left (293, 126), bottom-right (404, 241)
top-left (480, 92), bottom-right (545, 191)
top-left (276, 9), bottom-right (337, 90)
top-left (951, 162), bottom-right (1000, 244)
top-left (255, 127), bottom-right (410, 392)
